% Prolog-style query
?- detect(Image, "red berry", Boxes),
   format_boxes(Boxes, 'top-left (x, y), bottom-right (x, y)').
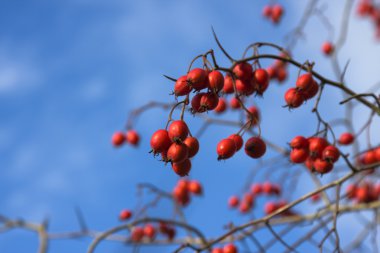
top-left (188, 180), bottom-right (203, 195)
top-left (183, 137), bottom-right (199, 158)
top-left (308, 137), bottom-right (328, 158)
top-left (245, 137), bottom-right (266, 158)
top-left (131, 226), bottom-right (144, 242)
top-left (191, 92), bottom-right (206, 113)
top-left (322, 41), bottom-right (334, 55)
top-left (271, 4), bottom-right (284, 23)
top-left (375, 147), bottom-right (380, 161)
top-left (200, 92), bottom-right (219, 111)
top-left (236, 78), bottom-right (255, 95)
top-left (290, 148), bottom-right (309, 163)
top-left (208, 70), bottom-right (224, 93)
top-left (119, 209), bottom-right (132, 220)
top-left (212, 248), bottom-right (224, 253)
top-left (233, 62), bottom-right (253, 80)
top-left (214, 97), bottom-right (227, 113)
top-left (251, 183), bottom-right (262, 195)
top-left (228, 195), bottom-right (240, 208)
top-left (264, 201), bottom-right (277, 215)
top-left (167, 143), bottom-right (189, 163)
top-left (296, 73), bottom-right (313, 91)
top-left (223, 74), bottom-right (234, 94)
top-left (311, 193), bottom-right (321, 202)
top-left (322, 145), bottom-right (340, 163)
top-left (276, 67), bottom-right (288, 82)
top-left (362, 150), bottom-right (377, 165)
top-left (168, 120), bottom-right (189, 142)
top-left (254, 68), bottom-right (270, 95)
top-left (126, 130), bottom-right (140, 146)
top-left (217, 139), bottom-right (236, 160)
top-left (174, 75), bottom-right (192, 96)
top-left (313, 158), bottom-right (334, 174)
top-left (112, 132), bottom-right (126, 147)
top-left (172, 159), bottom-right (191, 177)
top-left (239, 201), bottom-right (251, 213)
top-left (230, 97), bottom-right (241, 109)
top-left (187, 68), bottom-right (208, 90)
top-left (346, 184), bottom-right (357, 199)
top-left (143, 224), bottom-right (156, 239)
top-left (173, 185), bottom-right (190, 206)
top-left (303, 80), bottom-right (319, 100)
top-left (356, 186), bottom-right (370, 203)
top-left (338, 132), bottom-right (354, 145)
top-left (246, 106), bottom-right (260, 125)
top-left (284, 88), bottom-right (304, 108)
top-left (228, 134), bottom-right (244, 151)
top-left (150, 129), bottom-right (172, 153)
top-left (223, 243), bottom-right (238, 253)
top-left (290, 136), bottom-right (309, 149)
top-left (262, 182), bottom-right (272, 194)
top-left (262, 5), bottom-right (272, 17)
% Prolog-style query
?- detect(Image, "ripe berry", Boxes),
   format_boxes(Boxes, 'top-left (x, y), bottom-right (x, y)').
top-left (271, 4), bottom-right (284, 23)
top-left (143, 224), bottom-right (156, 239)
top-left (321, 41), bottom-right (334, 55)
top-left (172, 159), bottom-right (191, 177)
top-left (262, 182), bottom-right (272, 194)
top-left (311, 193), bottom-right (321, 202)
top-left (228, 195), bottom-right (240, 208)
top-left (208, 70), bottom-right (224, 93)
top-left (200, 92), bottom-right (219, 111)
top-left (112, 132), bottom-right (126, 147)
top-left (254, 68), bottom-right (270, 95)
top-left (375, 147), bottom-right (380, 161)
top-left (243, 193), bottom-right (254, 207)
top-left (290, 148), bottom-right (309, 163)
top-left (230, 97), bottom-right (241, 109)
top-left (262, 5), bottom-right (272, 17)
top-left (211, 248), bottom-right (224, 253)
top-left (251, 183), bottom-right (262, 194)
top-left (174, 75), bottom-right (192, 96)
top-left (228, 134), bottom-right (244, 151)
top-left (276, 67), bottom-right (288, 82)
top-left (308, 137), bottom-right (328, 158)
top-left (217, 139), bottom-right (236, 160)
top-left (246, 106), bottom-right (260, 125)
top-left (119, 209), bottom-right (132, 221)
top-left (126, 130), bottom-right (140, 146)
top-left (168, 120), bottom-right (189, 142)
top-left (131, 227), bottom-right (144, 242)
top-left (264, 201), bottom-right (277, 215)
top-left (167, 143), bottom-right (189, 163)
top-left (296, 73), bottom-right (313, 91)
top-left (191, 92), bottom-right (206, 113)
top-left (223, 74), bottom-right (234, 94)
top-left (150, 129), bottom-right (172, 153)
top-left (188, 180), bottom-right (203, 195)
top-left (187, 68), bottom-right (208, 90)
top-left (236, 78), bottom-right (255, 95)
top-left (362, 150), bottom-right (377, 165)
top-left (346, 184), bottom-right (357, 199)
top-left (239, 201), bottom-right (251, 213)
top-left (214, 98), bottom-right (227, 114)
top-left (233, 62), bottom-right (253, 80)
top-left (284, 88), bottom-right (304, 108)
top-left (183, 136), bottom-right (199, 158)
top-left (338, 132), bottom-right (354, 145)
top-left (322, 145), bottom-right (340, 163)
top-left (290, 136), bottom-right (309, 149)
top-left (223, 243), bottom-right (238, 253)
top-left (313, 158), bottom-right (333, 174)
top-left (173, 185), bottom-right (190, 206)
top-left (245, 137), bottom-right (266, 158)
top-left (302, 80), bottom-right (319, 100)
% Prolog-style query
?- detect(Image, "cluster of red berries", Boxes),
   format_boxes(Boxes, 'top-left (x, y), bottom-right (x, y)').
top-left (266, 52), bottom-right (289, 84)
top-left (217, 135), bottom-right (266, 160)
top-left (321, 41), bottom-right (334, 56)
top-left (338, 132), bottom-right (355, 145)
top-left (289, 136), bottom-right (340, 174)
top-left (358, 146), bottom-right (380, 167)
top-left (262, 4), bottom-right (284, 24)
top-left (357, 0), bottom-right (380, 39)
top-left (172, 179), bottom-right (203, 206)
top-left (228, 182), bottom-right (281, 214)
top-left (130, 222), bottom-right (176, 243)
top-left (212, 243), bottom-right (238, 253)
top-left (346, 182), bottom-right (380, 203)
top-left (284, 73), bottom-right (319, 108)
top-left (150, 120), bottom-right (199, 177)
top-left (112, 130), bottom-right (140, 147)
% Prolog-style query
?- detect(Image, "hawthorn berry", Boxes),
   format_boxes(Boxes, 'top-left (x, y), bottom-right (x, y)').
top-left (224, 243), bottom-right (238, 253)
top-left (214, 97), bottom-right (227, 114)
top-left (150, 129), bottom-right (172, 153)
top-left (321, 41), bottom-right (334, 55)
top-left (191, 92), bottom-right (206, 113)
top-left (322, 145), bottom-right (340, 163)
top-left (112, 132), bottom-right (126, 147)
top-left (174, 75), bottom-right (192, 96)
top-left (251, 183), bottom-right (262, 195)
top-left (200, 92), bottom-right (219, 111)
top-left (223, 74), bottom-right (234, 94)
top-left (313, 158), bottom-right (334, 174)
top-left (254, 68), bottom-right (270, 95)
top-left (183, 136), bottom-right (199, 158)
top-left (308, 137), bottom-right (328, 158)
top-left (228, 195), bottom-right (240, 208)
top-left (296, 73), bottom-right (313, 91)
top-left (228, 134), bottom-right (244, 151)
top-left (187, 68), bottom-right (208, 90)
top-left (264, 201), bottom-right (277, 215)
top-left (230, 97), bottom-right (241, 109)
top-left (208, 70), bottom-right (224, 93)
top-left (290, 136), bottom-right (309, 149)
top-left (172, 159), bottom-right (191, 177)
top-left (233, 62), bottom-right (253, 80)
top-left (302, 80), bottom-right (319, 100)
top-left (131, 227), bottom-right (144, 242)
top-left (244, 137), bottom-right (266, 158)
top-left (143, 224), bottom-right (156, 239)
top-left (262, 5), bottom-right (272, 17)
top-left (188, 180), bottom-right (203, 195)
top-left (246, 106), bottom-right (260, 125)
top-left (126, 130), bottom-right (140, 146)
top-left (338, 132), bottom-right (354, 145)
top-left (167, 143), bottom-right (189, 163)
top-left (284, 88), bottom-right (304, 108)
top-left (346, 184), bottom-right (357, 199)
top-left (168, 120), bottom-right (189, 142)
top-left (119, 209), bottom-right (132, 221)
top-left (217, 138), bottom-right (237, 160)
top-left (290, 148), bottom-right (309, 163)
top-left (271, 4), bottom-right (284, 23)
top-left (211, 248), bottom-right (224, 253)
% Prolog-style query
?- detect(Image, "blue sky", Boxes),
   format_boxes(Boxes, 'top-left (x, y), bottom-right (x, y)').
top-left (1, 1), bottom-right (380, 252)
